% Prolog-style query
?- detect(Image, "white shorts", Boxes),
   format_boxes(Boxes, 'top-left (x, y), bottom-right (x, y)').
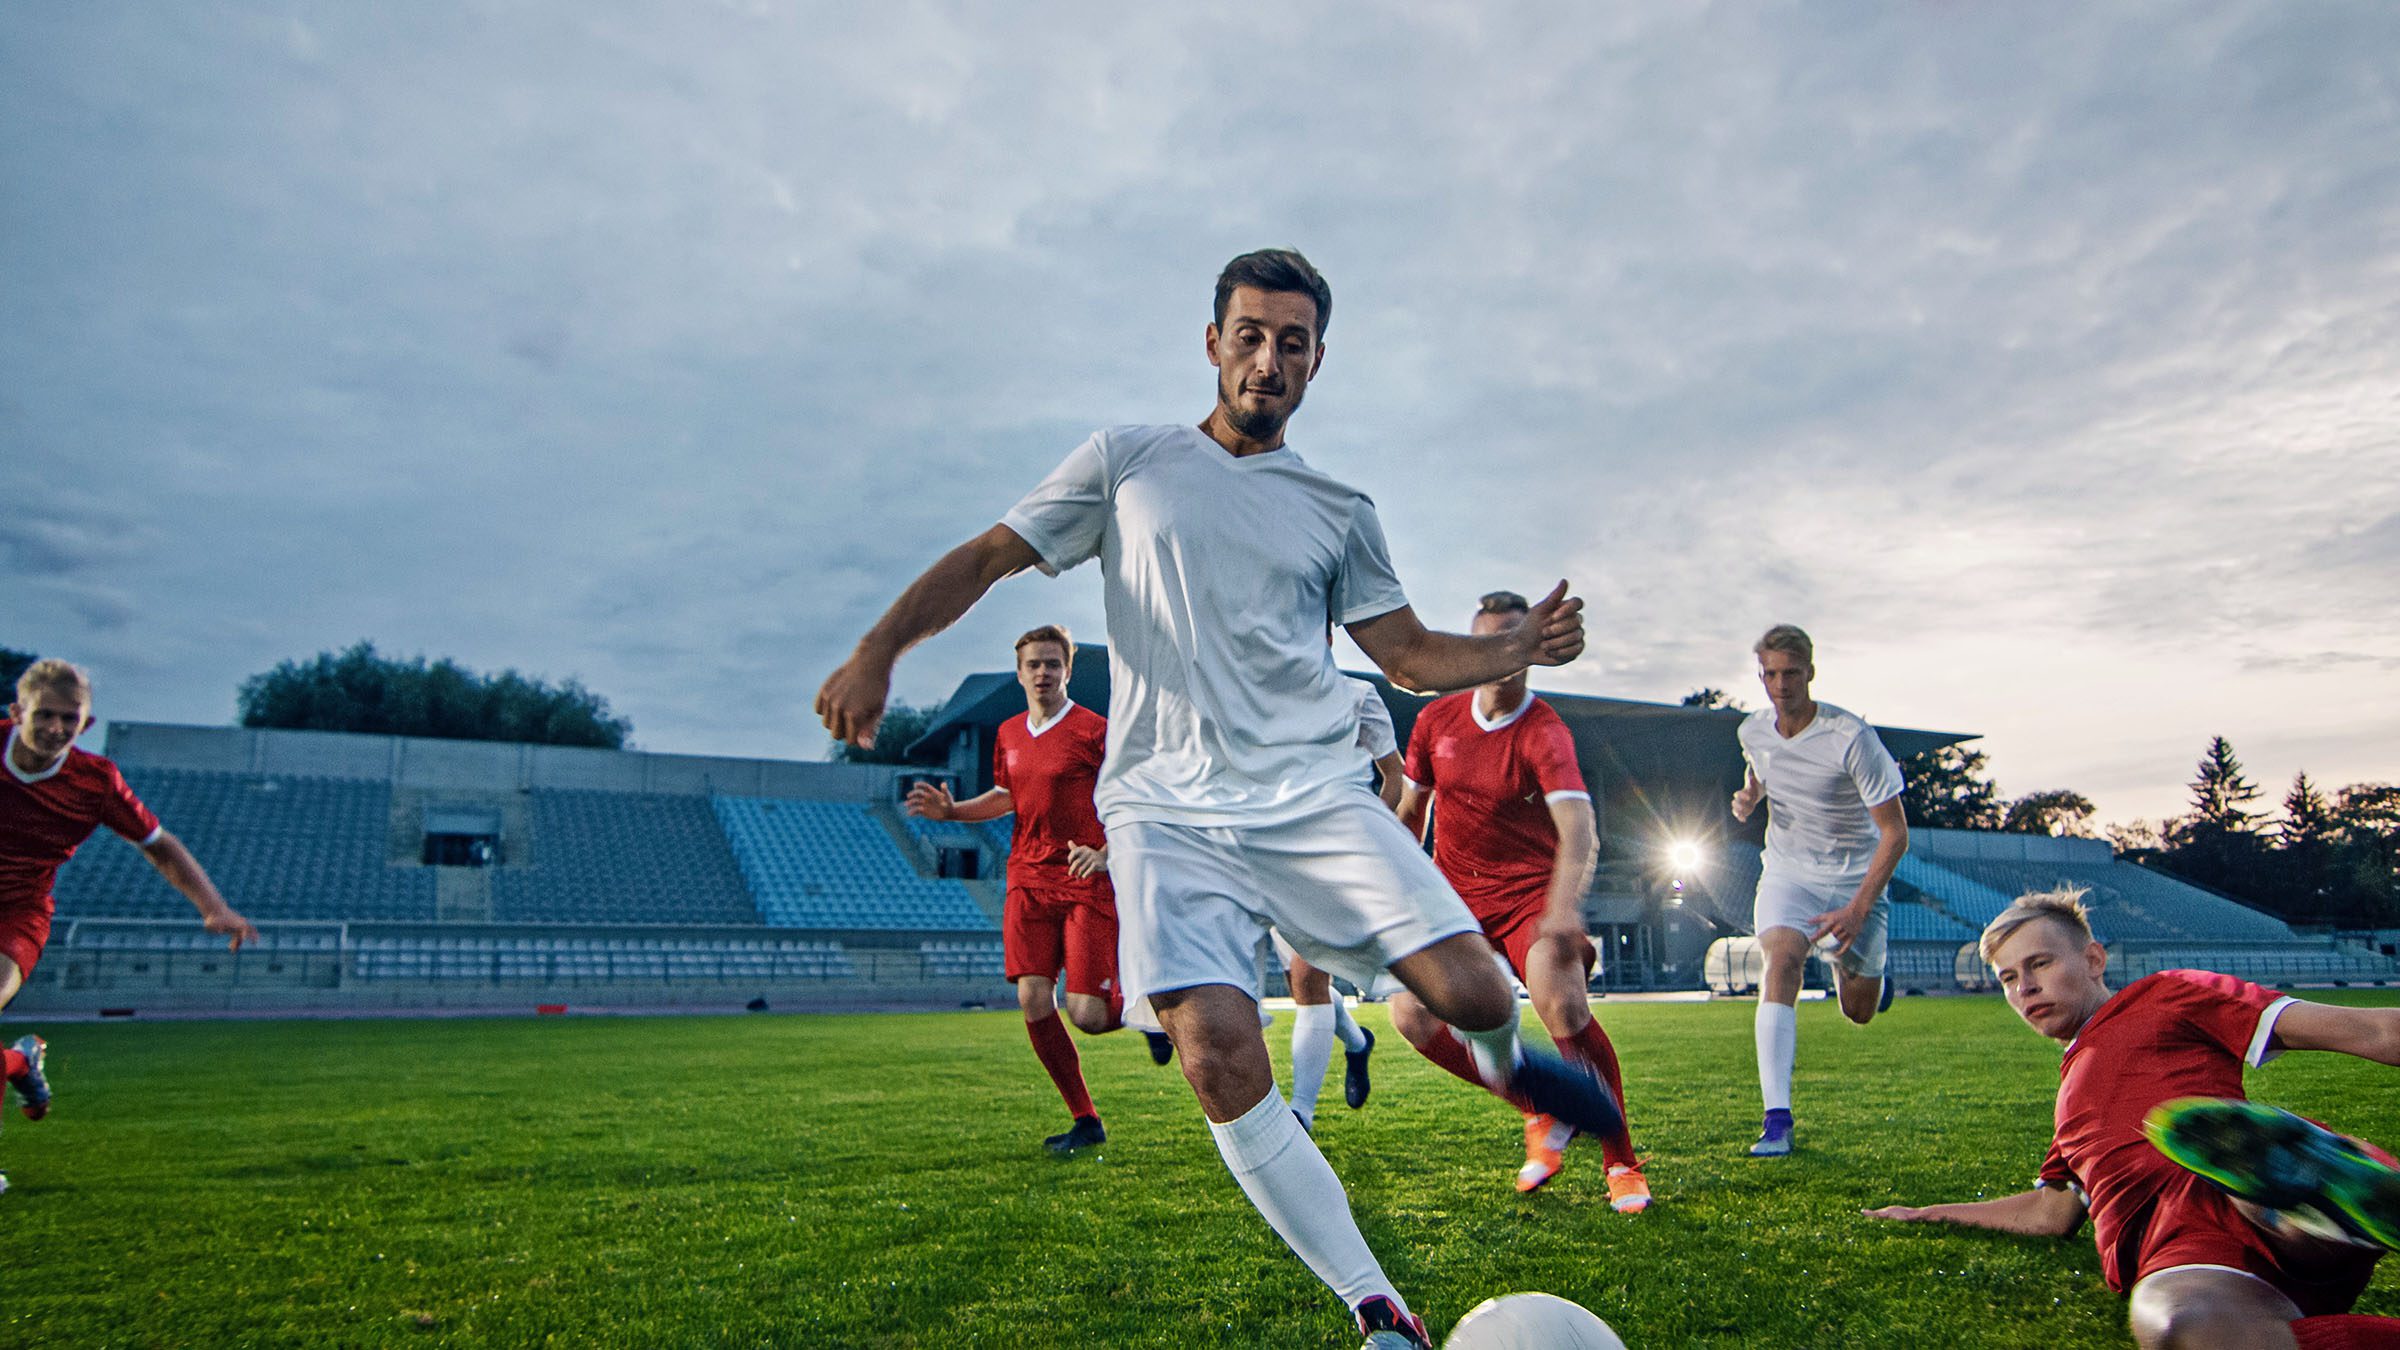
top-left (1108, 789), bottom-right (1482, 1006)
top-left (1751, 872), bottom-right (1889, 978)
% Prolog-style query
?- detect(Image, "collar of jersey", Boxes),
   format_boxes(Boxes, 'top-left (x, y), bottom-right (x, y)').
top-left (1026, 700), bottom-right (1077, 737)
top-left (4, 729), bottom-right (70, 785)
top-left (1186, 425), bottom-right (1296, 467)
top-left (1470, 692), bottom-right (1535, 733)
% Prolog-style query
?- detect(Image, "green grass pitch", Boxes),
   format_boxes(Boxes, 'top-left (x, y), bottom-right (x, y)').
top-left (3, 993), bottom-right (2394, 1348)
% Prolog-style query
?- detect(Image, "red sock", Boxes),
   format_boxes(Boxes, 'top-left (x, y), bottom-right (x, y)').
top-left (1404, 1024), bottom-right (1534, 1115)
top-left (2295, 1316), bottom-right (2400, 1349)
top-left (1025, 1012), bottom-right (1096, 1120)
top-left (1562, 1020), bottom-right (1638, 1169)
top-left (2, 1047), bottom-right (23, 1080)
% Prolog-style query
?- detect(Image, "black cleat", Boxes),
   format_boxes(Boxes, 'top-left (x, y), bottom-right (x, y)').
top-left (1355, 1294), bottom-right (1432, 1349)
top-left (1044, 1114), bottom-right (1106, 1153)
top-left (1509, 1049), bottom-right (1624, 1143)
top-left (1143, 1030), bottom-right (1175, 1066)
top-left (1344, 1027), bottom-right (1374, 1109)
top-left (1877, 976), bottom-right (1896, 1015)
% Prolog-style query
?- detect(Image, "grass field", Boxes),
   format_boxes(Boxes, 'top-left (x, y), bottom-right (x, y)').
top-left (3, 992), bottom-right (2396, 1349)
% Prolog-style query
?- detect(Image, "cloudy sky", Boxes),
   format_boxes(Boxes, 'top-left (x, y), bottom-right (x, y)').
top-left (5, 2), bottom-right (2395, 827)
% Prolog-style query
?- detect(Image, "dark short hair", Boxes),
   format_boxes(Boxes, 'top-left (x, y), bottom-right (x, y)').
top-left (1477, 591), bottom-right (1530, 616)
top-left (1014, 625), bottom-right (1074, 669)
top-left (1214, 249), bottom-right (1332, 340)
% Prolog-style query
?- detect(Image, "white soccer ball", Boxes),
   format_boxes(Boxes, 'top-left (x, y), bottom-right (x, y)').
top-left (1443, 1292), bottom-right (1627, 1350)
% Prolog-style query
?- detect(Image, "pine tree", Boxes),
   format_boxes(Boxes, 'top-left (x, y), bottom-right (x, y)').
top-left (2186, 736), bottom-right (2262, 834)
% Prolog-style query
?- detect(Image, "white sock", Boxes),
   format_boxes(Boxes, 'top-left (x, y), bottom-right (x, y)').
top-left (1289, 1004), bottom-right (1336, 1126)
top-left (1756, 999), bottom-right (1797, 1113)
top-left (1330, 996), bottom-right (1369, 1053)
top-left (1207, 1088), bottom-right (1403, 1315)
top-left (1454, 1007), bottom-right (1524, 1089)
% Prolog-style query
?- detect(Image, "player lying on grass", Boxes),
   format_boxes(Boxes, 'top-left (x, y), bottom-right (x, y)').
top-left (906, 626), bottom-right (1124, 1154)
top-left (0, 659), bottom-right (257, 1196)
top-left (1388, 590), bottom-right (1647, 1211)
top-left (818, 248), bottom-right (1623, 1350)
top-left (1866, 889), bottom-right (2400, 1350)
top-left (1729, 623), bottom-right (1909, 1158)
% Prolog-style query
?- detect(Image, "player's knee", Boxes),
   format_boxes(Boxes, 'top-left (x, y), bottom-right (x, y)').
top-left (1066, 1003), bottom-right (1111, 1035)
top-left (1439, 980), bottom-right (1516, 1034)
top-left (1389, 993), bottom-right (1442, 1046)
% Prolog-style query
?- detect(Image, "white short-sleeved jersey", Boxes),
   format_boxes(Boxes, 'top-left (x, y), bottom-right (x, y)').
top-left (1738, 702), bottom-right (1906, 882)
top-left (1349, 677), bottom-right (1397, 760)
top-left (1001, 424), bottom-right (1411, 828)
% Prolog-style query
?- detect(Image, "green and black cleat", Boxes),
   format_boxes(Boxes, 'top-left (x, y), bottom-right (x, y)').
top-left (2145, 1096), bottom-right (2400, 1251)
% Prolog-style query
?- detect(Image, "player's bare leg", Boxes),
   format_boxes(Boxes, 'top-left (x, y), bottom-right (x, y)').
top-left (1018, 975), bottom-right (1103, 1151)
top-left (1523, 935), bottom-right (1646, 1210)
top-left (1752, 926), bottom-right (1809, 1157)
top-left (1834, 967), bottom-right (1883, 1026)
top-left (2129, 1267), bottom-right (2303, 1350)
top-left (0, 955), bottom-right (21, 1014)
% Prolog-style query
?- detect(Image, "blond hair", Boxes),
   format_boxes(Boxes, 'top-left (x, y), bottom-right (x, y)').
top-left (1753, 624), bottom-right (1813, 665)
top-left (14, 658), bottom-right (92, 709)
top-left (1013, 625), bottom-right (1074, 669)
top-left (1979, 887), bottom-right (2095, 965)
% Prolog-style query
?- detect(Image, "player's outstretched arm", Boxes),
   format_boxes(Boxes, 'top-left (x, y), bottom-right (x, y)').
top-left (1863, 1185), bottom-right (2085, 1237)
top-left (1346, 580), bottom-right (1585, 695)
top-left (906, 781), bottom-right (1015, 824)
top-left (2269, 1001), bottom-right (2400, 1066)
top-left (140, 831), bottom-right (258, 950)
top-left (817, 524), bottom-right (1045, 748)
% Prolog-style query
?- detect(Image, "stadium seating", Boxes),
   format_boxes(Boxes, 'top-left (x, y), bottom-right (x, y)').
top-left (1896, 854), bottom-right (2298, 944)
top-left (491, 789), bottom-right (759, 925)
top-left (713, 797), bottom-right (996, 932)
top-left (919, 939), bottom-right (1005, 978)
top-left (52, 769), bottom-right (437, 923)
top-left (345, 932), bottom-right (856, 982)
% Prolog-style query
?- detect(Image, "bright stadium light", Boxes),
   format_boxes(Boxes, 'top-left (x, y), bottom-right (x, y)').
top-left (1668, 840), bottom-right (1703, 873)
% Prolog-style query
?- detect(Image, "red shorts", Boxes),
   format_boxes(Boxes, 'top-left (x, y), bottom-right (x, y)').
top-left (2120, 1171), bottom-right (2380, 1315)
top-left (1003, 885), bottom-right (1120, 999)
top-left (0, 903), bottom-right (52, 981)
top-left (1472, 890), bottom-right (1595, 982)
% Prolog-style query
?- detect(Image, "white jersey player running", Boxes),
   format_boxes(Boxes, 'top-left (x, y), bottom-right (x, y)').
top-left (816, 249), bottom-right (1621, 1350)
top-left (1730, 624), bottom-right (1909, 1159)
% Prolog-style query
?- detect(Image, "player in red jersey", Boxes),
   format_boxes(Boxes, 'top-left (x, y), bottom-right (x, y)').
top-left (0, 660), bottom-right (256, 1192)
top-left (1868, 889), bottom-right (2400, 1350)
top-left (1386, 591), bottom-right (1649, 1213)
top-left (906, 626), bottom-right (1123, 1153)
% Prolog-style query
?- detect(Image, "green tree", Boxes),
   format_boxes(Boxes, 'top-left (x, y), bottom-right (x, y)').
top-left (2332, 783), bottom-right (2400, 926)
top-left (237, 642), bottom-right (631, 748)
top-left (2185, 736), bottom-right (2263, 834)
top-left (2154, 737), bottom-right (2273, 910)
top-left (1680, 687), bottom-right (1746, 711)
top-left (827, 702), bottom-right (940, 765)
top-left (2275, 772), bottom-right (2342, 922)
top-left (0, 647), bottom-right (37, 695)
top-left (1897, 745), bottom-right (2003, 830)
top-left (2001, 789), bottom-right (2097, 837)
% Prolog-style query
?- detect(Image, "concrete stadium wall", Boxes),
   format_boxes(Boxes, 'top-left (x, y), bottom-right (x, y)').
top-left (105, 722), bottom-right (908, 800)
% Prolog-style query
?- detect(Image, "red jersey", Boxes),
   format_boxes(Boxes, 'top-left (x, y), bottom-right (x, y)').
top-left (992, 702), bottom-right (1110, 900)
top-left (0, 720), bottom-right (163, 915)
top-left (1402, 691), bottom-right (1588, 912)
top-left (2038, 969), bottom-right (2294, 1292)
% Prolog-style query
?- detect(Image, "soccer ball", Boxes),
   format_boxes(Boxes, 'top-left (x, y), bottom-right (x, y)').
top-left (1443, 1292), bottom-right (1626, 1349)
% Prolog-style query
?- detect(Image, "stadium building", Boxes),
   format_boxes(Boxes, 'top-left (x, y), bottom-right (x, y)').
top-left (21, 659), bottom-right (2395, 1018)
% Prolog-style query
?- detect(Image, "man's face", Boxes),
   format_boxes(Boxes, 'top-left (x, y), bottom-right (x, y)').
top-left (1991, 918), bottom-right (2111, 1042)
top-left (1207, 286), bottom-right (1324, 441)
top-left (1757, 648), bottom-right (1813, 712)
top-left (1015, 642), bottom-right (1069, 704)
top-left (1471, 610), bottom-right (1528, 689)
top-left (11, 688), bottom-right (93, 762)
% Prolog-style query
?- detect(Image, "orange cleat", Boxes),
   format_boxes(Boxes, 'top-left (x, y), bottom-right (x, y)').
top-left (1515, 1114), bottom-right (1576, 1193)
top-left (1606, 1163), bottom-right (1653, 1214)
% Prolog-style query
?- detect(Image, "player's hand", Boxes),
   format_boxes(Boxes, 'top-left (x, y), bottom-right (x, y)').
top-left (816, 652), bottom-right (895, 749)
top-left (1513, 580), bottom-right (1586, 668)
top-left (1808, 901), bottom-right (1869, 954)
top-left (1066, 843), bottom-right (1108, 879)
top-left (1730, 780), bottom-right (1764, 822)
top-left (207, 907), bottom-right (260, 951)
top-left (1861, 1205), bottom-right (1935, 1222)
top-left (905, 781), bottom-right (954, 820)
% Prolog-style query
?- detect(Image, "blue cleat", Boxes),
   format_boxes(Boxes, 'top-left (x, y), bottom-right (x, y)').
top-left (1142, 1030), bottom-right (1175, 1066)
top-left (1044, 1114), bottom-right (1106, 1154)
top-left (1750, 1108), bottom-right (1794, 1157)
top-left (1344, 1027), bottom-right (1374, 1110)
top-left (8, 1036), bottom-right (47, 1122)
top-left (1878, 975), bottom-right (1896, 1014)
top-left (1507, 1049), bottom-right (1624, 1143)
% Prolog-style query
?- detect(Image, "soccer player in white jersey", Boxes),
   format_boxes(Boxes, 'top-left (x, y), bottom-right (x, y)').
top-left (817, 249), bottom-right (1621, 1350)
top-left (1729, 624), bottom-right (1909, 1158)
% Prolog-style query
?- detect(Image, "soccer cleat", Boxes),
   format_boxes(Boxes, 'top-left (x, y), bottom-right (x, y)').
top-left (1507, 1049), bottom-right (1624, 1143)
top-left (1750, 1108), bottom-right (1794, 1157)
top-left (2146, 1097), bottom-right (2400, 1251)
top-left (1607, 1163), bottom-right (1654, 1214)
top-left (1354, 1294), bottom-right (1432, 1350)
top-left (1877, 975), bottom-right (1896, 1014)
top-left (1344, 1027), bottom-right (1374, 1109)
top-left (1516, 1114), bottom-right (1573, 1193)
top-left (1044, 1114), bottom-right (1106, 1154)
top-left (0, 1171), bottom-right (8, 1196)
top-left (8, 1036), bottom-right (48, 1122)
top-left (1143, 1030), bottom-right (1175, 1066)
